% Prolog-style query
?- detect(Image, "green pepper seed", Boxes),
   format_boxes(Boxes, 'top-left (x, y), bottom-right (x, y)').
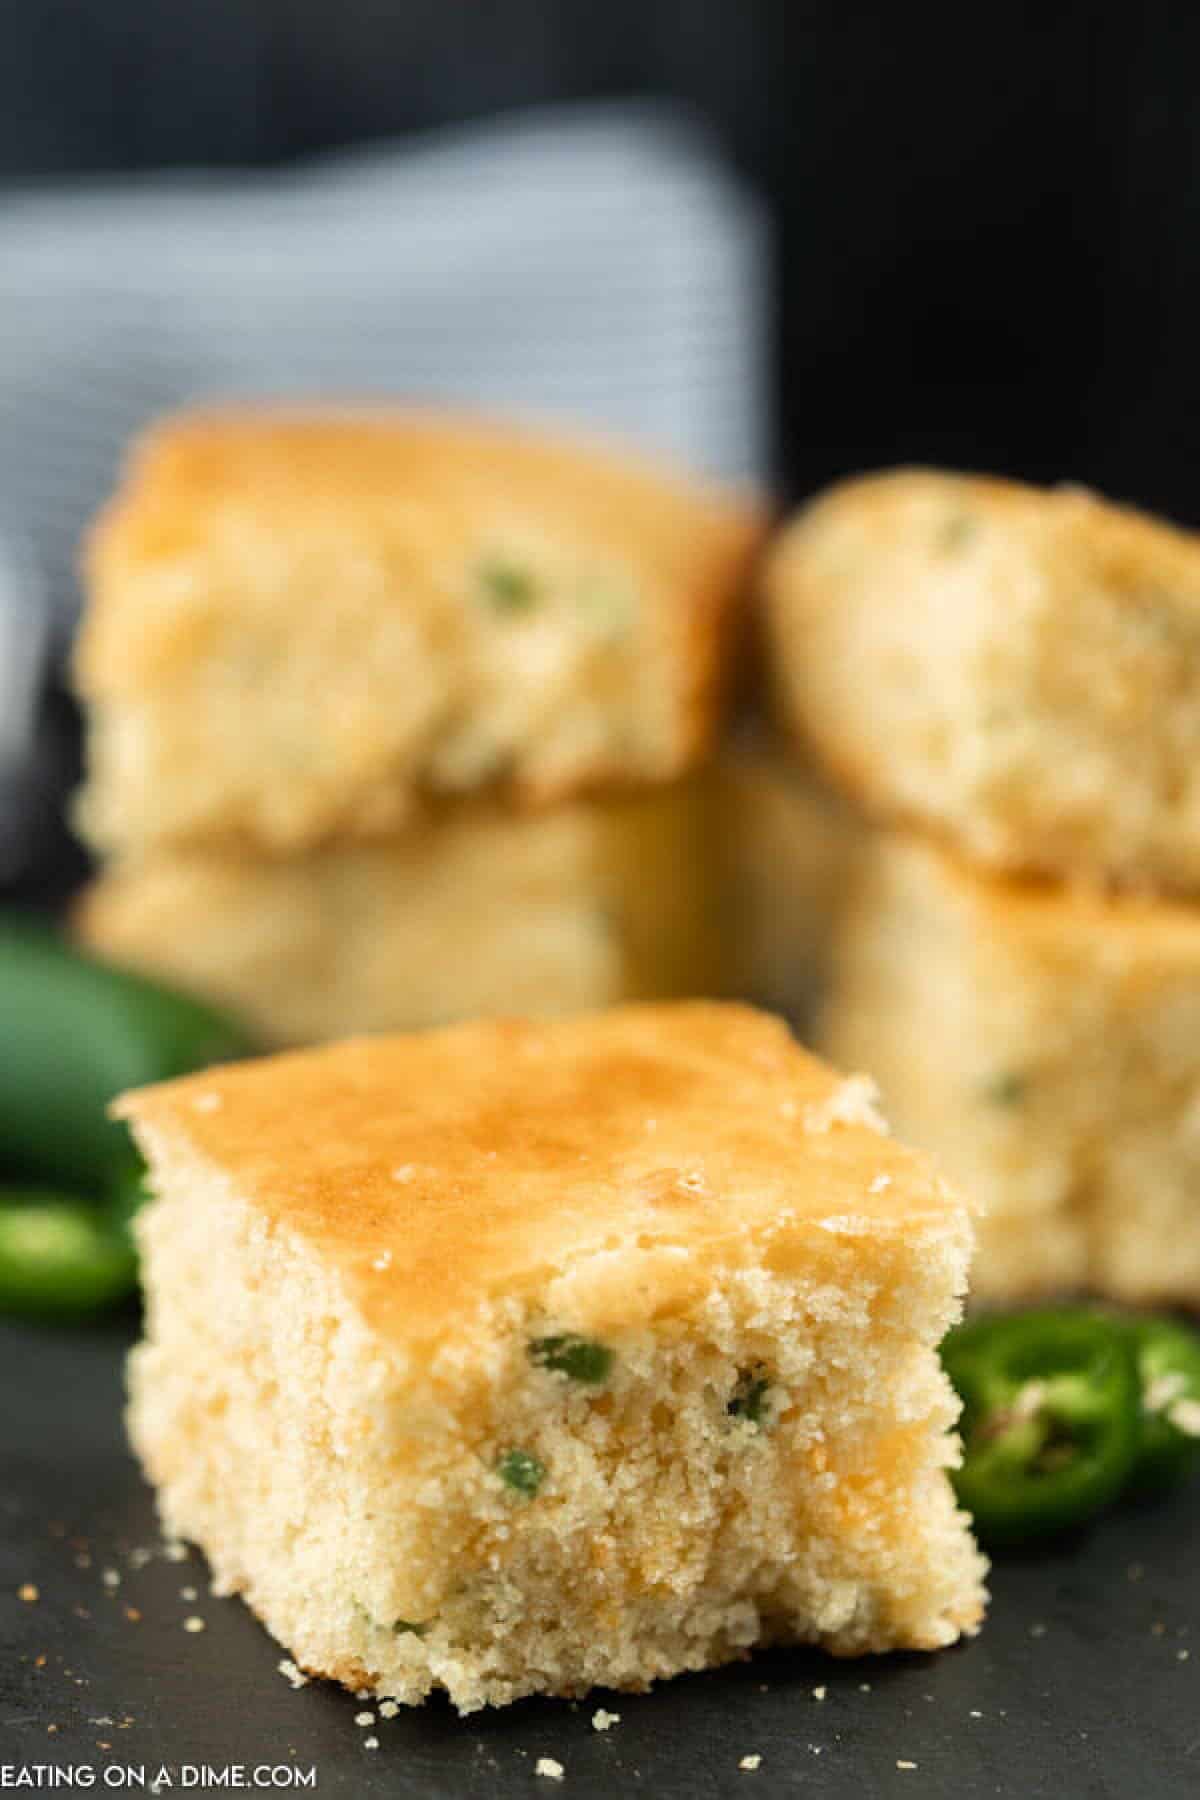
top-left (0, 1188), bottom-right (138, 1320)
top-left (477, 558), bottom-right (536, 613)
top-left (529, 1334), bottom-right (613, 1384)
top-left (939, 514), bottom-right (977, 551)
top-left (980, 1071), bottom-right (1029, 1107)
top-left (729, 1370), bottom-right (770, 1425)
top-left (497, 1449), bottom-right (545, 1497)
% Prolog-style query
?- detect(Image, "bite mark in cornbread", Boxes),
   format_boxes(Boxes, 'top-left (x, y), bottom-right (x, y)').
top-left (766, 468), bottom-right (1200, 892)
top-left (823, 836), bottom-right (1200, 1305)
top-left (75, 409), bottom-right (761, 856)
top-left (118, 1003), bottom-right (985, 1712)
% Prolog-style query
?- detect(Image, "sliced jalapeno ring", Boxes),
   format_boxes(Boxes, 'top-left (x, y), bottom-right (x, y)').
top-left (0, 1188), bottom-right (138, 1320)
top-left (941, 1311), bottom-right (1140, 1546)
top-left (1125, 1316), bottom-right (1200, 1494)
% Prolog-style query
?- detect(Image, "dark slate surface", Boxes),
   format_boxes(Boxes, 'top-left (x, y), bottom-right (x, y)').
top-left (3, 1314), bottom-right (1199, 1798)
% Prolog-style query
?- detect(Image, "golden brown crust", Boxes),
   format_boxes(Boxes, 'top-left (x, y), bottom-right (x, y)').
top-left (74, 408), bottom-right (763, 851)
top-left (115, 1002), bottom-right (969, 1361)
top-left (769, 468), bottom-right (1200, 610)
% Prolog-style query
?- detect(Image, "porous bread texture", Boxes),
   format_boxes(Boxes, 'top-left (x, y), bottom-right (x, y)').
top-left (74, 408), bottom-right (761, 856)
top-left (717, 728), bottom-right (862, 1030)
top-left (823, 834), bottom-right (1200, 1305)
top-left (73, 778), bottom-right (725, 1046)
top-left (765, 468), bottom-right (1200, 893)
top-left (119, 1004), bottom-right (985, 1711)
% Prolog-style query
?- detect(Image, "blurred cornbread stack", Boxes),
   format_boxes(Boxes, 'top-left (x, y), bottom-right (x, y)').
top-left (715, 728), bottom-right (861, 1028)
top-left (72, 409), bottom-right (761, 1043)
top-left (765, 468), bottom-right (1200, 1305)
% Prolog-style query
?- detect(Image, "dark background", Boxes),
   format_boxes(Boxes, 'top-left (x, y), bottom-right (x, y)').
top-left (2, 0), bottom-right (1198, 520)
top-left (4, 0), bottom-right (1200, 907)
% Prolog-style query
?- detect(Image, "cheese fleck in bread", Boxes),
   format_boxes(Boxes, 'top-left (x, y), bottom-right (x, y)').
top-left (766, 469), bottom-right (1200, 892)
top-left (119, 1003), bottom-right (985, 1712)
top-left (74, 409), bottom-right (762, 856)
top-left (823, 835), bottom-right (1200, 1305)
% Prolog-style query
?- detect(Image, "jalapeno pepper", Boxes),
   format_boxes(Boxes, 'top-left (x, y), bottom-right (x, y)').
top-left (941, 1310), bottom-right (1140, 1546)
top-left (1125, 1316), bottom-right (1200, 1494)
top-left (0, 1187), bottom-right (138, 1320)
top-left (106, 1161), bottom-right (154, 1253)
top-left (0, 914), bottom-right (254, 1192)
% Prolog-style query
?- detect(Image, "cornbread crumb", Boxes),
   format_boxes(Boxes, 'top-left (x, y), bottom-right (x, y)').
top-left (803, 1074), bottom-right (885, 1136)
top-left (180, 1585), bottom-right (198, 1601)
top-left (363, 1736), bottom-right (380, 1751)
top-left (101, 1568), bottom-right (120, 1588)
top-left (812, 1685), bottom-right (827, 1701)
top-left (164, 1540), bottom-right (188, 1562)
top-left (897, 1760), bottom-right (918, 1771)
top-left (120, 1003), bottom-right (985, 1714)
top-left (278, 1659), bottom-right (308, 1688)
top-left (354, 1711), bottom-right (375, 1727)
top-left (739, 1755), bottom-right (762, 1771)
top-left (378, 1700), bottom-right (399, 1719)
top-left (18, 1583), bottom-right (38, 1603)
top-left (591, 1709), bottom-right (621, 1731)
top-left (535, 1757), bottom-right (565, 1781)
top-left (182, 1616), bottom-right (205, 1633)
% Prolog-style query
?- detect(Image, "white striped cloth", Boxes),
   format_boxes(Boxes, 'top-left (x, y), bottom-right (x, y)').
top-left (0, 100), bottom-right (768, 879)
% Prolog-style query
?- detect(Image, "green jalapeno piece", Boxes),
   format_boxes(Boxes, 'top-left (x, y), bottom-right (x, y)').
top-left (0, 915), bottom-right (254, 1191)
top-left (529, 1334), bottom-right (613, 1384)
top-left (106, 1160), bottom-right (154, 1253)
top-left (941, 1310), bottom-right (1140, 1546)
top-left (0, 1188), bottom-right (138, 1319)
top-left (497, 1449), bottom-right (545, 1497)
top-left (1125, 1316), bottom-right (1200, 1494)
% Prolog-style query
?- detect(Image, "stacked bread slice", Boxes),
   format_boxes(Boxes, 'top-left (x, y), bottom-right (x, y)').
top-left (765, 468), bottom-right (1200, 1305)
top-left (72, 408), bottom-right (761, 1045)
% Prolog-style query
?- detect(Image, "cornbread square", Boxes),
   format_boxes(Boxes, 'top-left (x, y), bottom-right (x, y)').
top-left (74, 780), bottom-right (724, 1047)
top-left (718, 729), bottom-right (862, 1028)
top-left (118, 1003), bottom-right (985, 1713)
top-left (766, 468), bottom-right (1200, 892)
top-left (823, 835), bottom-right (1200, 1305)
top-left (74, 409), bottom-right (761, 856)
